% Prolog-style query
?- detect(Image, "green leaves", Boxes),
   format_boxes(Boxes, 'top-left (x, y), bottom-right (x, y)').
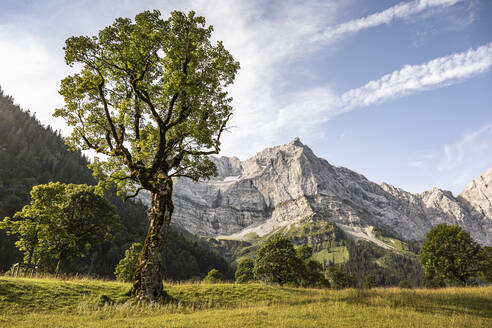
top-left (235, 258), bottom-right (255, 283)
top-left (419, 224), bottom-right (482, 285)
top-left (203, 268), bottom-right (224, 283)
top-left (253, 235), bottom-right (301, 286)
top-left (0, 182), bottom-right (120, 273)
top-left (56, 10), bottom-right (240, 198)
top-left (114, 242), bottom-right (143, 282)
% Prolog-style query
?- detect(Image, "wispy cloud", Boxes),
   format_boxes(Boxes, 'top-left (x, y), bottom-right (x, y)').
top-left (439, 124), bottom-right (492, 172)
top-left (337, 42), bottom-right (492, 112)
top-left (435, 123), bottom-right (492, 193)
top-left (251, 42), bottom-right (492, 144)
top-left (311, 0), bottom-right (464, 43)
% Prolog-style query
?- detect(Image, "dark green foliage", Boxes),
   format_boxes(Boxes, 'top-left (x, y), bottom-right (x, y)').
top-left (296, 245), bottom-right (313, 261)
top-left (419, 224), bottom-right (482, 285)
top-left (299, 259), bottom-right (330, 288)
top-left (203, 269), bottom-right (223, 283)
top-left (294, 245), bottom-right (329, 288)
top-left (0, 89), bottom-right (232, 280)
top-left (363, 274), bottom-right (376, 289)
top-left (235, 258), bottom-right (255, 283)
top-left (342, 239), bottom-right (423, 287)
top-left (326, 266), bottom-right (356, 289)
top-left (165, 230), bottom-right (233, 281)
top-left (114, 242), bottom-right (142, 282)
top-left (479, 246), bottom-right (492, 283)
top-left (0, 87), bottom-right (94, 271)
top-left (253, 235), bottom-right (301, 286)
top-left (1, 182), bottom-right (120, 275)
top-left (398, 280), bottom-right (412, 289)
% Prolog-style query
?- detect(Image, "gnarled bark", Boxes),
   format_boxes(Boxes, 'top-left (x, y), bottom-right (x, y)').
top-left (131, 178), bottom-right (173, 301)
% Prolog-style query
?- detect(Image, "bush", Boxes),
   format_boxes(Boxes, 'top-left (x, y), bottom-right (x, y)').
top-left (363, 274), bottom-right (376, 289)
top-left (114, 243), bottom-right (142, 282)
top-left (203, 269), bottom-right (223, 283)
top-left (479, 246), bottom-right (492, 283)
top-left (326, 266), bottom-right (355, 289)
top-left (235, 258), bottom-right (255, 283)
top-left (398, 280), bottom-right (411, 289)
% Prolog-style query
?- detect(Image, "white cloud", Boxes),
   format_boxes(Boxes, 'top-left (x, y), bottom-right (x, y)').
top-left (337, 42), bottom-right (492, 112)
top-left (438, 124), bottom-right (492, 172)
top-left (311, 0), bottom-right (464, 43)
top-left (0, 0), bottom-right (489, 164)
top-left (0, 27), bottom-right (68, 131)
top-left (410, 160), bottom-right (425, 168)
top-left (434, 124), bottom-right (492, 193)
top-left (240, 42), bottom-right (492, 153)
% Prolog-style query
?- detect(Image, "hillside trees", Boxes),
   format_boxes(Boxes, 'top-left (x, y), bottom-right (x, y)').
top-left (55, 10), bottom-right (239, 300)
top-left (479, 246), bottom-right (492, 282)
top-left (0, 89), bottom-right (233, 280)
top-left (296, 245), bottom-right (329, 287)
top-left (419, 224), bottom-right (482, 285)
top-left (0, 183), bottom-right (119, 275)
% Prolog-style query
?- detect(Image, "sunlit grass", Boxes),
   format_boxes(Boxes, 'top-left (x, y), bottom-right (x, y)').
top-left (0, 276), bottom-right (490, 327)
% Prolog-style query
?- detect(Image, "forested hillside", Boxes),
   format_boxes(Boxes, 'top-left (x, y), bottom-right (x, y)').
top-left (0, 87), bottom-right (232, 280)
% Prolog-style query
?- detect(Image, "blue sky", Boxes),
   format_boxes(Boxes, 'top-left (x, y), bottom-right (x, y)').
top-left (0, 0), bottom-right (491, 195)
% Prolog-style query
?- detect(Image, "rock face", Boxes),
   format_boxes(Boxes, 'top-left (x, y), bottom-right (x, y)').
top-left (168, 138), bottom-right (492, 245)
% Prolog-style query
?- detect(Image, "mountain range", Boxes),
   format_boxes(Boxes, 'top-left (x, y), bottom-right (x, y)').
top-left (169, 137), bottom-right (492, 248)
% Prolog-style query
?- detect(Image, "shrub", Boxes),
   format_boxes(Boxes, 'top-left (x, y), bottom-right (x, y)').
top-left (114, 243), bottom-right (142, 282)
top-left (363, 274), bottom-right (376, 289)
top-left (235, 258), bottom-right (255, 283)
top-left (398, 280), bottom-right (411, 289)
top-left (326, 266), bottom-right (355, 289)
top-left (203, 269), bottom-right (223, 283)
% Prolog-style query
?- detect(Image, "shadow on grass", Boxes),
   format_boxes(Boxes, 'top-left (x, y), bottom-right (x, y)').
top-left (339, 289), bottom-right (492, 319)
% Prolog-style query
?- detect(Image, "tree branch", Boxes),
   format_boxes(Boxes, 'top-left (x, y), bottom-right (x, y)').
top-left (123, 187), bottom-right (144, 203)
top-left (185, 113), bottom-right (232, 156)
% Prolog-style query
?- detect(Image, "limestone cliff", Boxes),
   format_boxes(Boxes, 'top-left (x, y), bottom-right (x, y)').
top-left (165, 138), bottom-right (492, 245)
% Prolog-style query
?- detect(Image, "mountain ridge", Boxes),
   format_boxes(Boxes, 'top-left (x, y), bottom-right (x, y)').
top-left (170, 137), bottom-right (492, 246)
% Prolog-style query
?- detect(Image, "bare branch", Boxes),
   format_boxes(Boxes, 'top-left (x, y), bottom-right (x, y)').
top-left (186, 113), bottom-right (232, 156)
top-left (123, 187), bottom-right (144, 203)
top-left (109, 175), bottom-right (136, 182)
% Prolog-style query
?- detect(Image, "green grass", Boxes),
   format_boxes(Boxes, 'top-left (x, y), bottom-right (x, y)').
top-left (0, 276), bottom-right (491, 327)
top-left (312, 246), bottom-right (350, 265)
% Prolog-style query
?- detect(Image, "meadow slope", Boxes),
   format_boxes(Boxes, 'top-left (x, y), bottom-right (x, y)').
top-left (0, 277), bottom-right (491, 327)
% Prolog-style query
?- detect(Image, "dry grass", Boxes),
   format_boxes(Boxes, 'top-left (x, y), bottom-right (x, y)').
top-left (0, 276), bottom-right (490, 327)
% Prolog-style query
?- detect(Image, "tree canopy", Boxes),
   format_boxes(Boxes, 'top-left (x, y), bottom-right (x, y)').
top-left (55, 10), bottom-right (239, 301)
top-left (1, 183), bottom-right (119, 275)
top-left (203, 268), bottom-right (223, 283)
top-left (235, 258), bottom-right (255, 283)
top-left (253, 235), bottom-right (301, 286)
top-left (55, 10), bottom-right (240, 198)
top-left (419, 224), bottom-right (482, 285)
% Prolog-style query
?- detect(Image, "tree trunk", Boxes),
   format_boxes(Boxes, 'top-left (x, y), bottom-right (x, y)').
top-left (55, 252), bottom-right (65, 278)
top-left (24, 251), bottom-right (33, 278)
top-left (132, 178), bottom-right (173, 301)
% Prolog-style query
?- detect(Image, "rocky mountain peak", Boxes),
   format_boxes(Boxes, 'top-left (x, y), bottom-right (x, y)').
top-left (459, 165), bottom-right (492, 222)
top-left (167, 140), bottom-right (492, 246)
top-left (289, 137), bottom-right (304, 147)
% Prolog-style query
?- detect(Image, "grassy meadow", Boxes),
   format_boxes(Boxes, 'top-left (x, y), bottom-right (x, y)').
top-left (0, 276), bottom-right (491, 327)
